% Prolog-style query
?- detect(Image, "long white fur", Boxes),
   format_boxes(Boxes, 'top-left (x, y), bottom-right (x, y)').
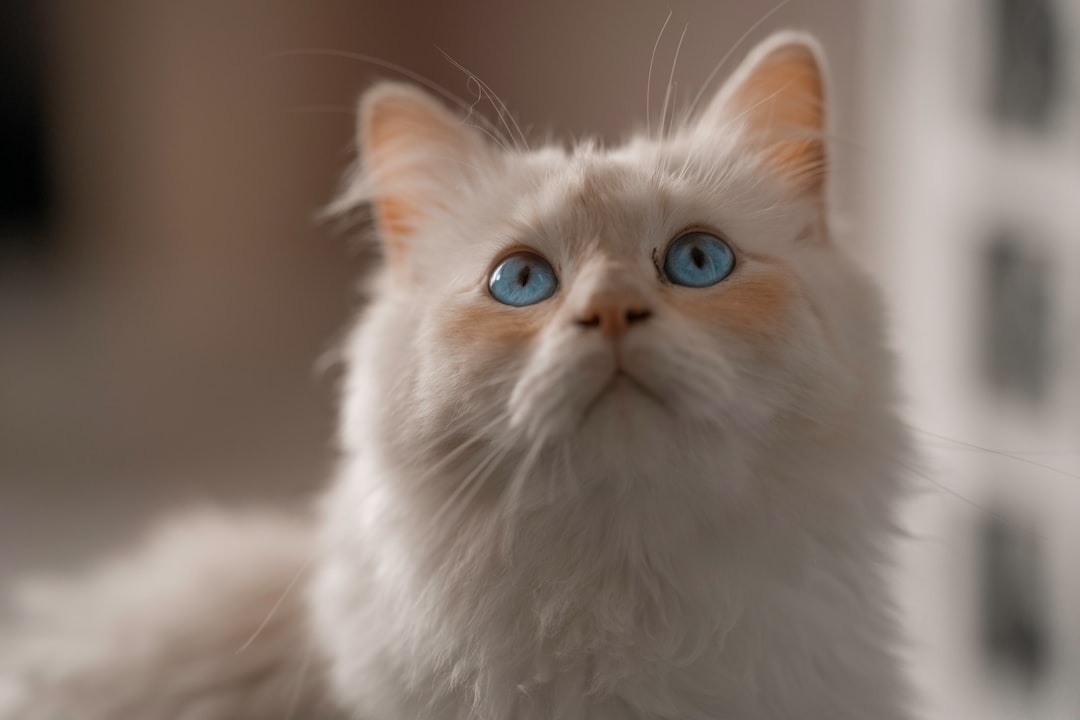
top-left (0, 509), bottom-right (332, 720)
top-left (313, 31), bottom-right (914, 720)
top-left (1, 32), bottom-right (913, 720)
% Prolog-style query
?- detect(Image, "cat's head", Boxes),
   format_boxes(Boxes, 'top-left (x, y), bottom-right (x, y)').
top-left (336, 33), bottom-right (896, 515)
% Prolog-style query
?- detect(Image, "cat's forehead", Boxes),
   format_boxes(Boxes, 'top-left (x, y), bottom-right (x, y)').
top-left (494, 137), bottom-right (790, 259)
top-left (517, 145), bottom-right (669, 241)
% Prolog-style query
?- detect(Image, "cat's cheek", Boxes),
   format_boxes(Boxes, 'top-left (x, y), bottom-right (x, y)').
top-left (441, 300), bottom-right (551, 350)
top-left (665, 264), bottom-right (803, 349)
top-left (648, 266), bottom-right (833, 436)
top-left (427, 299), bottom-right (550, 391)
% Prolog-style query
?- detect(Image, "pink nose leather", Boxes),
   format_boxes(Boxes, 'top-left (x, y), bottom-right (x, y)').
top-left (574, 287), bottom-right (653, 339)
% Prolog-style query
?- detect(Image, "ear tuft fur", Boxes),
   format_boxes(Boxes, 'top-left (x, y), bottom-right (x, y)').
top-left (328, 82), bottom-right (486, 269)
top-left (698, 32), bottom-right (829, 197)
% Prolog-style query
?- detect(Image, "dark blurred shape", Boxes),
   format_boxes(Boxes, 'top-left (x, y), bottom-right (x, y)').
top-left (0, 1), bottom-right (54, 253)
top-left (977, 511), bottom-right (1050, 689)
top-left (988, 0), bottom-right (1061, 131)
top-left (981, 229), bottom-right (1051, 402)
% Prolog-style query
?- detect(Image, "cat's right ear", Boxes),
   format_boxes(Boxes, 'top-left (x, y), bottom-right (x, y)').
top-left (338, 83), bottom-right (486, 269)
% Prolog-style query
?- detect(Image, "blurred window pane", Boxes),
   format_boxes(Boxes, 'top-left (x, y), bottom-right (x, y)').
top-left (981, 229), bottom-right (1051, 402)
top-left (988, 0), bottom-right (1061, 131)
top-left (978, 512), bottom-right (1051, 690)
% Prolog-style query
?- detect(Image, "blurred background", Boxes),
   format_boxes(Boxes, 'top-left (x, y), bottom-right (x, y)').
top-left (0, 1), bottom-right (1077, 718)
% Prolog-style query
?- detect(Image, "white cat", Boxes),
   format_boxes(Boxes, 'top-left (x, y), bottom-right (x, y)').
top-left (1, 32), bottom-right (913, 720)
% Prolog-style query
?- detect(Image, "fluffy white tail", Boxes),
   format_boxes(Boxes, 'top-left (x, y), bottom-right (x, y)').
top-left (0, 508), bottom-right (335, 720)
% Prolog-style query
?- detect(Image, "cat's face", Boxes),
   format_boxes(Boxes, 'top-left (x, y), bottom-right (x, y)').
top-left (339, 34), bottom-right (883, 507)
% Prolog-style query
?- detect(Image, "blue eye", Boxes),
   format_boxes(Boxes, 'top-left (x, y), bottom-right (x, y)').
top-left (488, 251), bottom-right (559, 307)
top-left (662, 231), bottom-right (735, 287)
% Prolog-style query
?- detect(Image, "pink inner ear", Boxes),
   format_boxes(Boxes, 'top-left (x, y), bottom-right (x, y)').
top-left (366, 101), bottom-right (431, 264)
top-left (728, 43), bottom-right (826, 195)
top-left (362, 88), bottom-right (475, 267)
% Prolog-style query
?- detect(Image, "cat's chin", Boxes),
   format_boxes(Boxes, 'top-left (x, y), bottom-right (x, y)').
top-left (584, 372), bottom-right (664, 415)
top-left (578, 371), bottom-right (670, 434)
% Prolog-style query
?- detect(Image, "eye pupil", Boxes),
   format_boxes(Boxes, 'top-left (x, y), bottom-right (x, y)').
top-left (517, 266), bottom-right (531, 287)
top-left (662, 232), bottom-right (734, 288)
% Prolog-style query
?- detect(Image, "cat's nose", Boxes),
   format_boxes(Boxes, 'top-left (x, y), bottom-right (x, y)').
top-left (573, 289), bottom-right (653, 339)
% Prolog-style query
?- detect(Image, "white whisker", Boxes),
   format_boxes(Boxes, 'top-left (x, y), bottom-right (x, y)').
top-left (268, 48), bottom-right (509, 144)
top-left (908, 425), bottom-right (1080, 481)
top-left (427, 442), bottom-right (510, 532)
top-left (685, 0), bottom-right (792, 122)
top-left (235, 553), bottom-right (313, 656)
top-left (661, 24), bottom-right (689, 138)
top-left (495, 433), bottom-right (549, 560)
top-left (438, 48), bottom-right (528, 152)
top-left (646, 9), bottom-right (673, 138)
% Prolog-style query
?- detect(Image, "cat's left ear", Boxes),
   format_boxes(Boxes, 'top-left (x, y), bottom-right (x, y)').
top-left (696, 32), bottom-right (828, 199)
